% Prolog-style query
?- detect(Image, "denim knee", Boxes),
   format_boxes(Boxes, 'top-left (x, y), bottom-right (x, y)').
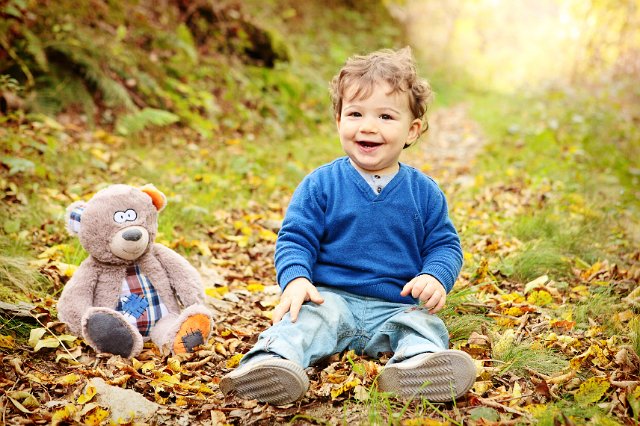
top-left (241, 289), bottom-right (355, 367)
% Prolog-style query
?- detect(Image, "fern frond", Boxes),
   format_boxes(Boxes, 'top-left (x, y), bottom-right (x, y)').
top-left (115, 107), bottom-right (180, 135)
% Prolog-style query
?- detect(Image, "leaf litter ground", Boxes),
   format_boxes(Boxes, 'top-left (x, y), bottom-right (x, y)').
top-left (1, 105), bottom-right (639, 425)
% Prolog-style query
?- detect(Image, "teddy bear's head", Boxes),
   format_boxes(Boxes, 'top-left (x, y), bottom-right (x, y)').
top-left (65, 184), bottom-right (167, 264)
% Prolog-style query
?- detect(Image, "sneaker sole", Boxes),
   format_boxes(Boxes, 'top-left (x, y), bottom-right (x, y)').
top-left (219, 359), bottom-right (309, 405)
top-left (378, 350), bottom-right (476, 402)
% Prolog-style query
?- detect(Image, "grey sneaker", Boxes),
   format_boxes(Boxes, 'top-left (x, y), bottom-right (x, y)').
top-left (378, 350), bottom-right (476, 401)
top-left (219, 357), bottom-right (309, 405)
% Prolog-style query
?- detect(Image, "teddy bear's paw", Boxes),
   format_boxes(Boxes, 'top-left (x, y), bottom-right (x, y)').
top-left (85, 312), bottom-right (136, 357)
top-left (172, 313), bottom-right (211, 354)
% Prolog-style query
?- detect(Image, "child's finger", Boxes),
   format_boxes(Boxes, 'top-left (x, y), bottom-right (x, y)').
top-left (411, 280), bottom-right (428, 299)
top-left (309, 287), bottom-right (325, 304)
top-left (429, 296), bottom-right (446, 314)
top-left (400, 280), bottom-right (414, 296)
top-left (289, 298), bottom-right (303, 323)
top-left (272, 298), bottom-right (291, 324)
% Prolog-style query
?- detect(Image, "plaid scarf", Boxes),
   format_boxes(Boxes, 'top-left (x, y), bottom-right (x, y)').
top-left (116, 264), bottom-right (168, 337)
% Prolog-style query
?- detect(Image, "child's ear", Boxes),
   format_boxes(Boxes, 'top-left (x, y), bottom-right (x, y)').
top-left (65, 201), bottom-right (87, 236)
top-left (140, 184), bottom-right (167, 212)
top-left (407, 118), bottom-right (423, 144)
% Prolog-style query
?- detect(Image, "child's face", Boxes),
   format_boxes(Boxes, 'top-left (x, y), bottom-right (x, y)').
top-left (336, 82), bottom-right (422, 175)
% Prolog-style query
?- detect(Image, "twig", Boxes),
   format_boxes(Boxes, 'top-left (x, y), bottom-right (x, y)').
top-left (475, 396), bottom-right (534, 420)
top-left (515, 312), bottom-right (530, 344)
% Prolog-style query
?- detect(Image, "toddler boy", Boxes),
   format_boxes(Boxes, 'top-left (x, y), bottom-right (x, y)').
top-left (220, 47), bottom-right (476, 405)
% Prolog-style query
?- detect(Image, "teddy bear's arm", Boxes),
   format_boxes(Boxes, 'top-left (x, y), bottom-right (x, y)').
top-left (57, 258), bottom-right (100, 335)
top-left (152, 243), bottom-right (205, 306)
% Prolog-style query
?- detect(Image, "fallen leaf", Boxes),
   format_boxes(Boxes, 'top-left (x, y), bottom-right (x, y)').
top-left (574, 376), bottom-right (610, 404)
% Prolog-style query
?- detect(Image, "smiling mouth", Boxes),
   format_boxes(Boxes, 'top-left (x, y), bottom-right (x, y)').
top-left (357, 141), bottom-right (382, 148)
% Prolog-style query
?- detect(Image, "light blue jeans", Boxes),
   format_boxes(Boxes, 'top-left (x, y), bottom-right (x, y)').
top-left (240, 287), bottom-right (449, 368)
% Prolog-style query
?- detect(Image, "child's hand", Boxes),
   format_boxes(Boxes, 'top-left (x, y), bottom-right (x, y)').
top-left (272, 277), bottom-right (325, 324)
top-left (400, 274), bottom-right (447, 313)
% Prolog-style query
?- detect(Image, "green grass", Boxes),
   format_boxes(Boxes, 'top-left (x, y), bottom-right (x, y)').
top-left (531, 400), bottom-right (625, 426)
top-left (491, 331), bottom-right (567, 376)
top-left (439, 287), bottom-right (492, 343)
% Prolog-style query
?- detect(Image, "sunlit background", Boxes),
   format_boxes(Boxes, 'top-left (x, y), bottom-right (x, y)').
top-left (395, 0), bottom-right (640, 92)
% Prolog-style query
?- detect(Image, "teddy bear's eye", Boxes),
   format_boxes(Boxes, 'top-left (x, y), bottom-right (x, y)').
top-left (125, 209), bottom-right (137, 221)
top-left (114, 212), bottom-right (127, 223)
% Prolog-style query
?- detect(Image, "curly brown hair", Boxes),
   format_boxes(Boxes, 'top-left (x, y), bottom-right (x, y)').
top-left (329, 47), bottom-right (433, 135)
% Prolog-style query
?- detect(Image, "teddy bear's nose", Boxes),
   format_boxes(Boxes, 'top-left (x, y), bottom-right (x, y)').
top-left (122, 229), bottom-right (142, 241)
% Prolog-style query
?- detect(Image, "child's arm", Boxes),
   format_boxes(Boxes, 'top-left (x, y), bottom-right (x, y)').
top-left (419, 184), bottom-right (464, 294)
top-left (272, 277), bottom-right (324, 324)
top-left (400, 274), bottom-right (447, 313)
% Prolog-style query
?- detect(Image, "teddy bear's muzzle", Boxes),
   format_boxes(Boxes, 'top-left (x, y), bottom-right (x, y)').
top-left (110, 225), bottom-right (150, 260)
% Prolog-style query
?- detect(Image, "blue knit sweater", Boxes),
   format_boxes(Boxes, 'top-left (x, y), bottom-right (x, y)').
top-left (275, 157), bottom-right (463, 304)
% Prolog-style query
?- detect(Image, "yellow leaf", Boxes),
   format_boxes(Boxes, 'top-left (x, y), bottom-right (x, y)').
top-left (504, 306), bottom-right (525, 316)
top-left (175, 396), bottom-right (189, 407)
top-left (83, 407), bottom-right (110, 426)
top-left (574, 376), bottom-right (610, 404)
top-left (109, 375), bottom-right (130, 386)
top-left (7, 391), bottom-right (39, 412)
top-left (403, 419), bottom-right (450, 426)
top-left (258, 228), bottom-right (277, 242)
top-left (154, 390), bottom-right (170, 404)
top-left (193, 240), bottom-right (212, 256)
top-left (246, 283), bottom-right (265, 293)
top-left (167, 357), bottom-right (182, 373)
top-left (215, 342), bottom-right (227, 356)
top-left (223, 234), bottom-right (249, 247)
top-left (28, 328), bottom-right (47, 347)
top-left (226, 353), bottom-right (243, 369)
top-left (330, 378), bottom-right (361, 399)
top-left (205, 286), bottom-right (229, 299)
top-left (55, 373), bottom-right (82, 386)
top-left (500, 292), bottom-right (525, 303)
top-left (473, 380), bottom-right (491, 394)
top-left (510, 382), bottom-right (522, 406)
top-left (614, 310), bottom-right (635, 322)
top-left (571, 285), bottom-right (590, 298)
top-left (527, 290), bottom-right (553, 306)
top-left (586, 326), bottom-right (603, 338)
top-left (140, 361), bottom-right (156, 373)
top-left (0, 334), bottom-right (16, 349)
top-left (77, 384), bottom-right (97, 404)
top-left (523, 404), bottom-right (549, 416)
top-left (33, 336), bottom-right (62, 352)
top-left (51, 404), bottom-right (77, 422)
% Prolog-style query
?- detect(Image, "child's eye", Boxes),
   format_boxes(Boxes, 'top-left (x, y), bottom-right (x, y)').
top-left (348, 111), bottom-right (362, 117)
top-left (380, 114), bottom-right (393, 120)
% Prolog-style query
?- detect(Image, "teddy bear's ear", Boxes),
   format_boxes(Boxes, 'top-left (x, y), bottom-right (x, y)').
top-left (140, 184), bottom-right (167, 212)
top-left (65, 201), bottom-right (87, 236)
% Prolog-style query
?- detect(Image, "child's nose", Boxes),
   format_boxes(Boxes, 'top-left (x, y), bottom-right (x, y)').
top-left (359, 116), bottom-right (378, 133)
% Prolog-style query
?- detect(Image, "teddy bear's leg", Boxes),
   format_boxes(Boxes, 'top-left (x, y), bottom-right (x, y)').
top-left (81, 307), bottom-right (144, 358)
top-left (151, 305), bottom-right (212, 355)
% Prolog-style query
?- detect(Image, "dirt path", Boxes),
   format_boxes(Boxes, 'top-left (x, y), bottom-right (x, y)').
top-left (402, 104), bottom-right (485, 188)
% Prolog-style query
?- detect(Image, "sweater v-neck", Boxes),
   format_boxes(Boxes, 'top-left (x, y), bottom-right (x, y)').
top-left (343, 158), bottom-right (406, 202)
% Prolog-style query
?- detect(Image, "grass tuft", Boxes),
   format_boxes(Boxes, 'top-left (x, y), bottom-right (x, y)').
top-left (0, 254), bottom-right (50, 302)
top-left (492, 331), bottom-right (567, 376)
top-left (509, 242), bottom-right (571, 283)
top-left (630, 317), bottom-right (640, 357)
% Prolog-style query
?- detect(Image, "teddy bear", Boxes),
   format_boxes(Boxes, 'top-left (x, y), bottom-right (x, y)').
top-left (57, 184), bottom-right (213, 358)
